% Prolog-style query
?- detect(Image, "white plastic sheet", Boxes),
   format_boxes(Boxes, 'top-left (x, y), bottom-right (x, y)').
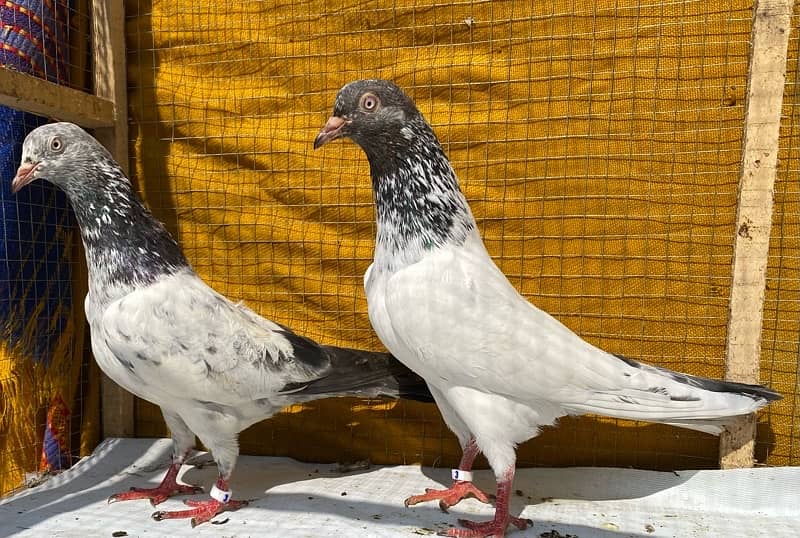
top-left (1, 438), bottom-right (797, 537)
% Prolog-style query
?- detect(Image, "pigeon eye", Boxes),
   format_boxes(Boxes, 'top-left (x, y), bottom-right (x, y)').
top-left (49, 136), bottom-right (63, 152)
top-left (360, 93), bottom-right (379, 112)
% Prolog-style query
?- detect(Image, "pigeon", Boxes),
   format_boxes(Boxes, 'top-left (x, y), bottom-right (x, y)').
top-left (314, 79), bottom-right (781, 538)
top-left (12, 122), bottom-right (432, 527)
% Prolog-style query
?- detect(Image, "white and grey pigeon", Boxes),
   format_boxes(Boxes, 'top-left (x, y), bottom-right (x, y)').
top-left (12, 122), bottom-right (433, 527)
top-left (314, 79), bottom-right (782, 538)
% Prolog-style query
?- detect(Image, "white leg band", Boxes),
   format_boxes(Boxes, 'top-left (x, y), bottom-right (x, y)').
top-left (210, 484), bottom-right (232, 503)
top-left (451, 469), bottom-right (473, 482)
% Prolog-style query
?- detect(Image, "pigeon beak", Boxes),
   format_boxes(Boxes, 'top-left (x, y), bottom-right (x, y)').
top-left (11, 162), bottom-right (40, 193)
top-left (313, 116), bottom-right (350, 149)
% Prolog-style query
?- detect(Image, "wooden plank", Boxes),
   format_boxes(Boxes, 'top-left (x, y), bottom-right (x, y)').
top-left (93, 0), bottom-right (134, 438)
top-left (92, 0), bottom-right (130, 174)
top-left (721, 0), bottom-right (794, 468)
top-left (0, 68), bottom-right (114, 127)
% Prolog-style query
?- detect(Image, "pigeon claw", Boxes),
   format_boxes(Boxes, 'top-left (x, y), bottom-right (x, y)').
top-left (404, 480), bottom-right (493, 511)
top-left (108, 483), bottom-right (203, 506)
top-left (435, 515), bottom-right (532, 537)
top-left (150, 498), bottom-right (248, 527)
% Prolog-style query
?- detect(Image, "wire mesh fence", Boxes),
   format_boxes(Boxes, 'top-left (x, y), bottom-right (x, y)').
top-left (0, 1), bottom-right (98, 496)
top-left (124, 0), bottom-right (797, 472)
top-left (759, 1), bottom-right (800, 466)
top-left (1, 0), bottom-right (797, 499)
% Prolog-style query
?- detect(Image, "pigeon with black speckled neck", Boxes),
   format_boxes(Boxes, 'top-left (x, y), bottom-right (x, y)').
top-left (12, 122), bottom-right (432, 527)
top-left (315, 80), bottom-right (781, 538)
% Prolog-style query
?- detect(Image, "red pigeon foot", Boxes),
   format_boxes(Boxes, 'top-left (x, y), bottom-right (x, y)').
top-left (405, 480), bottom-right (493, 511)
top-left (437, 515), bottom-right (532, 537)
top-left (151, 498), bottom-right (249, 527)
top-left (108, 463), bottom-right (201, 506)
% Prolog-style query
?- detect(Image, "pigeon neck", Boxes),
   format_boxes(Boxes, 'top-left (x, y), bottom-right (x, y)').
top-left (63, 164), bottom-right (189, 305)
top-left (367, 133), bottom-right (475, 271)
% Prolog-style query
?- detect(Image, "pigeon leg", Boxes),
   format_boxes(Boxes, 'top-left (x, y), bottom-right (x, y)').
top-left (151, 476), bottom-right (248, 527)
top-left (405, 437), bottom-right (492, 510)
top-left (108, 462), bottom-right (202, 506)
top-left (440, 467), bottom-right (532, 538)
top-left (109, 412), bottom-right (201, 506)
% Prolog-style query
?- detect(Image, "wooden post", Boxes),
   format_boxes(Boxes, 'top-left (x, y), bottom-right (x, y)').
top-left (92, 0), bottom-right (134, 438)
top-left (721, 0), bottom-right (794, 468)
top-left (92, 0), bottom-right (129, 174)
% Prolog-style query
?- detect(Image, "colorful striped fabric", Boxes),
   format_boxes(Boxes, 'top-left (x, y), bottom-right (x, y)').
top-left (0, 0), bottom-right (78, 494)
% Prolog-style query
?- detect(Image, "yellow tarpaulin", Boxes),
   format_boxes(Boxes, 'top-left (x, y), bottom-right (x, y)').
top-left (119, 0), bottom-right (796, 470)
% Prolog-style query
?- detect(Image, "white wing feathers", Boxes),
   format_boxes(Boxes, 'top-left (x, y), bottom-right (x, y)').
top-left (379, 233), bottom-right (767, 430)
top-left (98, 269), bottom-right (328, 406)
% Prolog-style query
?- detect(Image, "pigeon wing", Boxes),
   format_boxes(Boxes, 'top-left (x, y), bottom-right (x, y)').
top-left (98, 270), bottom-right (331, 406)
top-left (381, 236), bottom-right (763, 422)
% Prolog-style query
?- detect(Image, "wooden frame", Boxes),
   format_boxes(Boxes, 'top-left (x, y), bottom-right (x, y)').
top-left (720, 0), bottom-right (794, 468)
top-left (0, 0), bottom-right (132, 438)
top-left (0, 69), bottom-right (114, 127)
top-left (91, 0), bottom-right (134, 438)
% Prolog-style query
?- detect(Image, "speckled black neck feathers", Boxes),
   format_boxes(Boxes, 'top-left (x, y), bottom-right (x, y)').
top-left (62, 160), bottom-right (189, 304)
top-left (366, 117), bottom-right (475, 270)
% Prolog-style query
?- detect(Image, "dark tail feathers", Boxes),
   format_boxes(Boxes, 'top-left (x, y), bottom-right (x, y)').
top-left (283, 346), bottom-right (433, 403)
top-left (615, 354), bottom-right (782, 402)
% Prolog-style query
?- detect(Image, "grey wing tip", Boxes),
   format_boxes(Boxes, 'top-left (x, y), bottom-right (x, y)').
top-left (614, 354), bottom-right (782, 402)
top-left (752, 385), bottom-right (782, 402)
top-left (286, 346), bottom-right (433, 403)
top-left (278, 382), bottom-right (310, 394)
top-left (687, 377), bottom-right (782, 403)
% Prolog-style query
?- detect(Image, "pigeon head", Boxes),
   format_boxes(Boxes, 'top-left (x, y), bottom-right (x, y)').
top-left (313, 79), bottom-right (426, 156)
top-left (12, 122), bottom-right (189, 298)
top-left (316, 80), bottom-right (476, 268)
top-left (12, 122), bottom-right (120, 195)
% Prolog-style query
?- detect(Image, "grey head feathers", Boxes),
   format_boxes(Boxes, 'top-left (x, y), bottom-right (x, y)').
top-left (315, 80), bottom-right (475, 269)
top-left (14, 123), bottom-right (188, 302)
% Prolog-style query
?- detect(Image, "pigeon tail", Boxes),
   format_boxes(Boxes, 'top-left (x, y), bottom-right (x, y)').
top-left (282, 347), bottom-right (433, 403)
top-left (615, 354), bottom-right (782, 403)
top-left (564, 355), bottom-right (781, 435)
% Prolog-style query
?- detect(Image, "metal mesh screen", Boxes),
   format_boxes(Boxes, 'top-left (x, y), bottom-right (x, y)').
top-left (759, 2), bottom-right (800, 467)
top-left (0, 1), bottom-right (98, 496)
top-left (121, 0), bottom-right (794, 471)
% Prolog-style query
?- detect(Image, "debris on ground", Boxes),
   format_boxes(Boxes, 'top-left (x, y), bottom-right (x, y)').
top-left (334, 460), bottom-right (371, 473)
top-left (539, 531), bottom-right (578, 538)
